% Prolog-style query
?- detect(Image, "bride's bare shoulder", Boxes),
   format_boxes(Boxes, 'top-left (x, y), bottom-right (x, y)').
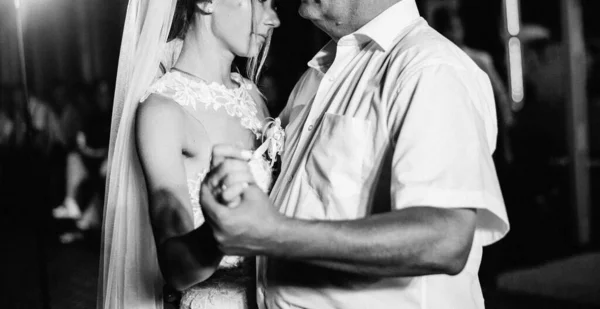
top-left (136, 93), bottom-right (185, 137)
top-left (138, 93), bottom-right (184, 120)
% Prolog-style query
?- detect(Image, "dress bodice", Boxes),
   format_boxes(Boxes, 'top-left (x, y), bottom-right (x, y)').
top-left (143, 70), bottom-right (275, 228)
top-left (143, 70), bottom-right (264, 138)
top-left (143, 70), bottom-right (283, 309)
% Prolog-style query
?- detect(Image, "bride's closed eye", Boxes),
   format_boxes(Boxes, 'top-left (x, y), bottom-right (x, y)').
top-left (257, 0), bottom-right (278, 12)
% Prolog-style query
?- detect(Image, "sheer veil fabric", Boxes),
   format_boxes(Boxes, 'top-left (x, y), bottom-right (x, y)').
top-left (98, 0), bottom-right (178, 308)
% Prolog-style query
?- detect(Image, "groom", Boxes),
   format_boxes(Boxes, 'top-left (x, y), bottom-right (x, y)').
top-left (201, 0), bottom-right (509, 308)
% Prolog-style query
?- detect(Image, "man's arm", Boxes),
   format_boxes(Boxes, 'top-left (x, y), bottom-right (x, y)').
top-left (200, 176), bottom-right (476, 278)
top-left (268, 207), bottom-right (476, 277)
top-left (136, 97), bottom-right (222, 290)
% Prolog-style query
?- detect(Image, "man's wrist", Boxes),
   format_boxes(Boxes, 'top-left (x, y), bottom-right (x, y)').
top-left (261, 213), bottom-right (295, 257)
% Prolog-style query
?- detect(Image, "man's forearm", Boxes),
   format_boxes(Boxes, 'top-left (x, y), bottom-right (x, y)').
top-left (263, 207), bottom-right (476, 277)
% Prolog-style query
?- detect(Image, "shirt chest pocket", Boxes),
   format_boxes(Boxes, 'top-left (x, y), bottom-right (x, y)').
top-left (305, 113), bottom-right (373, 219)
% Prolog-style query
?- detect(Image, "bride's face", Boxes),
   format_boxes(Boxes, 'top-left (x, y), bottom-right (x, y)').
top-left (211, 0), bottom-right (280, 57)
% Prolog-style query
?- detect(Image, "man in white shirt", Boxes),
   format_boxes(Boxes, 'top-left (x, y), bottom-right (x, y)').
top-left (201, 0), bottom-right (510, 308)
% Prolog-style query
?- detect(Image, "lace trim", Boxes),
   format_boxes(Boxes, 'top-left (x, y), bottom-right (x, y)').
top-left (180, 260), bottom-right (254, 309)
top-left (141, 71), bottom-right (263, 138)
top-left (180, 288), bottom-right (247, 309)
top-left (187, 169), bottom-right (209, 228)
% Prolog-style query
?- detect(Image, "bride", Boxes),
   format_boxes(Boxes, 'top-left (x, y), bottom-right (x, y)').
top-left (97, 0), bottom-right (280, 308)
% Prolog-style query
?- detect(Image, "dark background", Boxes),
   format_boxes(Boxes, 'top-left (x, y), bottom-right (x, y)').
top-left (1, 0), bottom-right (600, 308)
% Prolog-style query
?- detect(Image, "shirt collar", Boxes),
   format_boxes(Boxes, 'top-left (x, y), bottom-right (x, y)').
top-left (308, 0), bottom-right (421, 71)
top-left (307, 40), bottom-right (337, 72)
top-left (352, 0), bottom-right (421, 51)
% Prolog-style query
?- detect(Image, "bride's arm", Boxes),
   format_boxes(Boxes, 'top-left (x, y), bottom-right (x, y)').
top-left (136, 96), bottom-right (222, 291)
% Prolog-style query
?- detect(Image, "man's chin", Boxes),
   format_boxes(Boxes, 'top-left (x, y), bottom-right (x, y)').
top-left (298, 1), bottom-right (323, 20)
top-left (298, 3), bottom-right (312, 19)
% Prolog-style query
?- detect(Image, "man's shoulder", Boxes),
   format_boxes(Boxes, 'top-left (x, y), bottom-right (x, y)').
top-left (386, 22), bottom-right (478, 79)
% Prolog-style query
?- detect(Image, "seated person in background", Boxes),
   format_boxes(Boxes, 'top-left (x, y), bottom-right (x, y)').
top-left (53, 82), bottom-right (112, 240)
top-left (0, 88), bottom-right (15, 148)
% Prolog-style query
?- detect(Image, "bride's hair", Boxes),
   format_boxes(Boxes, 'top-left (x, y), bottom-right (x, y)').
top-left (168, 0), bottom-right (196, 41)
top-left (168, 0), bottom-right (272, 83)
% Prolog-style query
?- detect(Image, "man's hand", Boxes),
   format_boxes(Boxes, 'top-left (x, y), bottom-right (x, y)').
top-left (200, 177), bottom-right (284, 256)
top-left (199, 145), bottom-right (285, 256)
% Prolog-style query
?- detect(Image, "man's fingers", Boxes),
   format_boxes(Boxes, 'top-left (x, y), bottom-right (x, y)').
top-left (239, 183), bottom-right (264, 201)
top-left (221, 172), bottom-right (255, 189)
top-left (211, 144), bottom-right (253, 168)
top-left (225, 196), bottom-right (242, 209)
top-left (199, 182), bottom-right (228, 219)
top-left (220, 182), bottom-right (250, 205)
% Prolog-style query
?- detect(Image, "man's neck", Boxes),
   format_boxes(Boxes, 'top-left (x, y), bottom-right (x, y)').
top-left (327, 0), bottom-right (404, 41)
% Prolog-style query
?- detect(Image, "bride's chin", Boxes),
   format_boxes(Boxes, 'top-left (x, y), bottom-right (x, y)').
top-left (245, 46), bottom-right (263, 58)
top-left (233, 41), bottom-right (263, 58)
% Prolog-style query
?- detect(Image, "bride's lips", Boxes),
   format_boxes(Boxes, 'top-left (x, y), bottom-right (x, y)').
top-left (255, 33), bottom-right (268, 43)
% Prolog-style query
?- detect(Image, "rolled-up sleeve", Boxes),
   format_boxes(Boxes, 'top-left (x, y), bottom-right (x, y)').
top-left (390, 64), bottom-right (509, 246)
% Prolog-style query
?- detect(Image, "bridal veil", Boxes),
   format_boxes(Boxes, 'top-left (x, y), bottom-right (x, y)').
top-left (98, 0), bottom-right (178, 308)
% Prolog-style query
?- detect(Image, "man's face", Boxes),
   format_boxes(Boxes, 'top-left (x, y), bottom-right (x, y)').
top-left (298, 0), bottom-right (358, 40)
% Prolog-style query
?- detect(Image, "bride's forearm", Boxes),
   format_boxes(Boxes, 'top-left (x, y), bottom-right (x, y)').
top-left (150, 189), bottom-right (222, 291)
top-left (158, 224), bottom-right (223, 291)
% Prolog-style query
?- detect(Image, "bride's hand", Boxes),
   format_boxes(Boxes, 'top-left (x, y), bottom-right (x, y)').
top-left (211, 167), bottom-right (254, 207)
top-left (210, 144), bottom-right (253, 168)
top-left (208, 144), bottom-right (255, 206)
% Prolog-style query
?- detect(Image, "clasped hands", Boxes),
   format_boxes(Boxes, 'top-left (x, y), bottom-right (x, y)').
top-left (199, 144), bottom-right (284, 256)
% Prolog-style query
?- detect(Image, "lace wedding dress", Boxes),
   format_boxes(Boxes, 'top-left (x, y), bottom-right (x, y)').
top-left (143, 70), bottom-right (283, 309)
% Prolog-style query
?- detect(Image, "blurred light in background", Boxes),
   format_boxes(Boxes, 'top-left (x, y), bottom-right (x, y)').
top-left (504, 0), bottom-right (524, 108)
top-left (508, 37), bottom-right (524, 103)
top-left (505, 0), bottom-right (520, 36)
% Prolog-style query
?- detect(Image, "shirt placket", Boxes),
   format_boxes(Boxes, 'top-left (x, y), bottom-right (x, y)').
top-left (263, 42), bottom-right (363, 308)
top-left (296, 43), bottom-right (360, 152)
top-left (271, 43), bottom-right (362, 213)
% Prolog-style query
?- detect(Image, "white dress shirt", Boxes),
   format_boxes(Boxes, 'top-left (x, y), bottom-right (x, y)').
top-left (258, 1), bottom-right (510, 308)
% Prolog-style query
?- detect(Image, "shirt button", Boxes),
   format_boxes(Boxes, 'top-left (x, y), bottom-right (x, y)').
top-left (307, 125), bottom-right (314, 131)
top-left (287, 177), bottom-right (293, 183)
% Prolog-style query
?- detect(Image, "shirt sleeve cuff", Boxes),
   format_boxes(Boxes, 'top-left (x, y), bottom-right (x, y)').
top-left (393, 186), bottom-right (510, 246)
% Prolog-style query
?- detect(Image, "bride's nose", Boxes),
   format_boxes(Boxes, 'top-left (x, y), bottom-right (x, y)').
top-left (265, 8), bottom-right (281, 28)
